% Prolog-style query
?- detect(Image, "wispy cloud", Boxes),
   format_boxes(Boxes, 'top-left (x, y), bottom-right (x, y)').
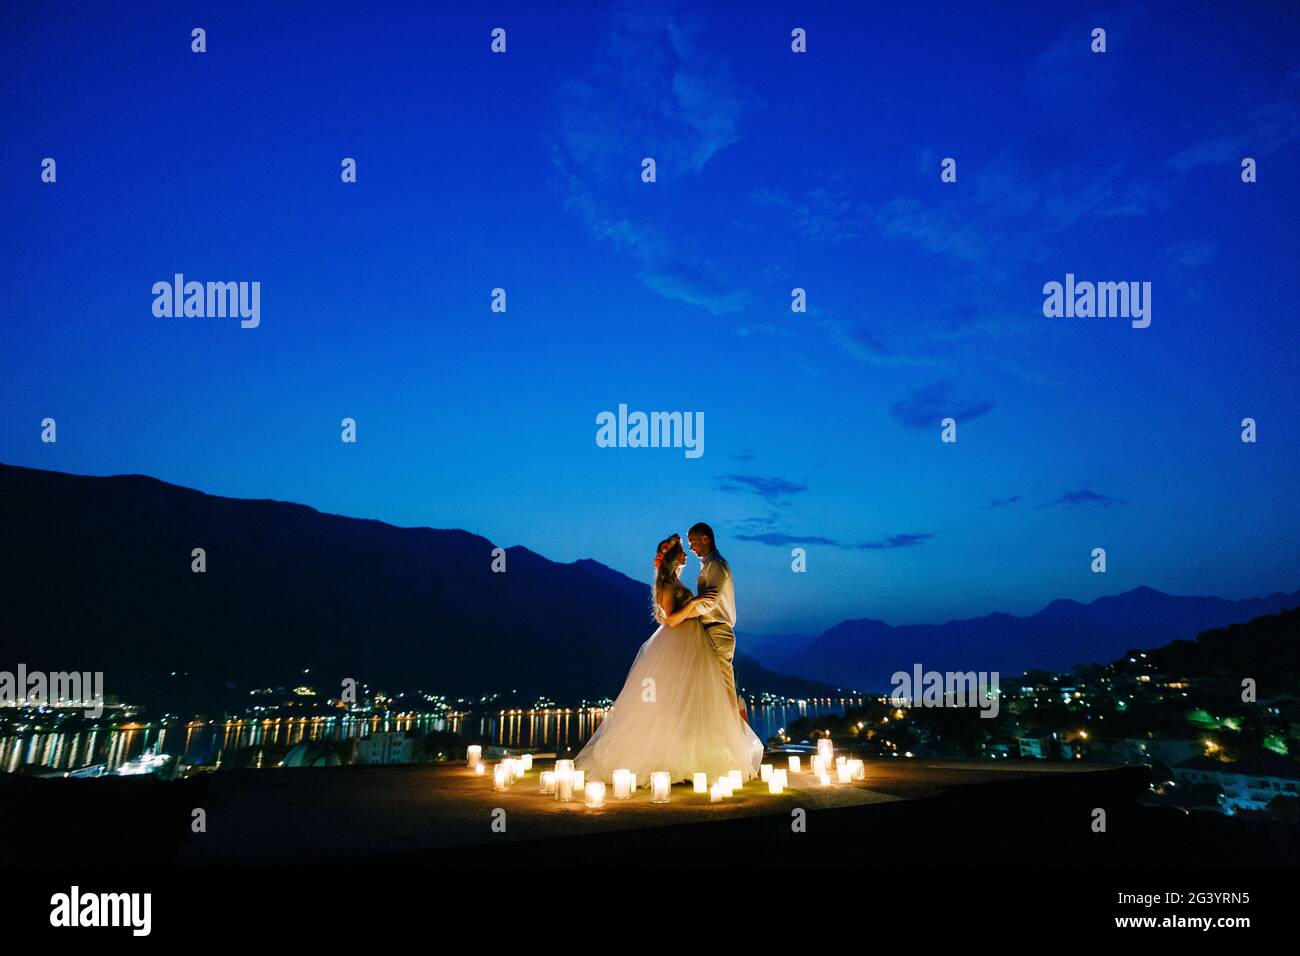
top-left (551, 4), bottom-right (751, 314)
top-left (718, 474), bottom-right (807, 499)
top-left (1166, 240), bottom-right (1217, 270)
top-left (987, 496), bottom-right (1022, 509)
top-left (1167, 94), bottom-right (1300, 171)
top-left (737, 532), bottom-right (838, 547)
top-left (856, 533), bottom-right (934, 550)
top-left (736, 528), bottom-right (935, 550)
top-left (1040, 488), bottom-right (1126, 508)
top-left (889, 383), bottom-right (995, 431)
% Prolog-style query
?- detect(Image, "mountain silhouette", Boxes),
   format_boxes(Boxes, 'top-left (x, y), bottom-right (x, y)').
top-left (0, 463), bottom-right (831, 710)
top-left (774, 584), bottom-right (1300, 690)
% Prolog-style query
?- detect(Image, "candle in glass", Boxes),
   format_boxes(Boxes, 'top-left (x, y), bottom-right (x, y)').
top-left (555, 764), bottom-right (574, 801)
top-left (835, 755), bottom-right (847, 769)
top-left (519, 754), bottom-right (533, 773)
top-left (851, 759), bottom-right (865, 781)
top-left (492, 763), bottom-right (508, 791)
top-left (539, 770), bottom-right (555, 794)
top-left (466, 745), bottom-right (482, 769)
top-left (768, 774), bottom-right (783, 795)
top-left (651, 771), bottom-right (670, 803)
top-left (817, 738), bottom-right (833, 766)
top-left (760, 764), bottom-right (772, 782)
top-left (629, 772), bottom-right (637, 794)
top-left (693, 772), bottom-right (707, 794)
top-left (585, 781), bottom-right (606, 808)
top-left (613, 768), bottom-right (632, 799)
top-left (774, 769), bottom-right (788, 789)
top-left (836, 763), bottom-right (852, 784)
top-left (728, 770), bottom-right (743, 790)
top-left (474, 762), bottom-right (486, 776)
top-left (788, 755), bottom-right (802, 774)
top-left (709, 783), bottom-right (723, 803)
top-left (818, 771), bottom-right (831, 786)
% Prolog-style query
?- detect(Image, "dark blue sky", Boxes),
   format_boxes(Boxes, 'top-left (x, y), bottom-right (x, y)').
top-left (2, 1), bottom-right (1297, 633)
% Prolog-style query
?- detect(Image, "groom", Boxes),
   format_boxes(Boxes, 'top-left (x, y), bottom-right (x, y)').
top-left (685, 522), bottom-right (742, 721)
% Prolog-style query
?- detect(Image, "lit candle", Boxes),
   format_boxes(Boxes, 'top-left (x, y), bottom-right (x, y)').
top-left (850, 759), bottom-right (865, 781)
top-left (555, 763), bottom-right (574, 801)
top-left (818, 771), bottom-right (830, 786)
top-left (613, 768), bottom-right (632, 799)
top-left (760, 764), bottom-right (772, 782)
top-left (710, 783), bottom-right (723, 803)
top-left (519, 754), bottom-right (533, 773)
top-left (811, 755), bottom-right (824, 777)
top-left (474, 762), bottom-right (486, 776)
top-left (492, 763), bottom-right (508, 791)
top-left (573, 770), bottom-right (585, 792)
top-left (836, 763), bottom-right (852, 784)
top-left (651, 771), bottom-right (670, 803)
top-left (629, 772), bottom-right (637, 793)
top-left (817, 738), bottom-right (833, 766)
top-left (774, 769), bottom-right (788, 790)
top-left (835, 755), bottom-right (846, 769)
top-left (728, 769), bottom-right (743, 790)
top-left (693, 772), bottom-right (707, 794)
top-left (768, 774), bottom-right (783, 795)
top-left (717, 776), bottom-right (734, 797)
top-left (585, 781), bottom-right (606, 808)
top-left (788, 755), bottom-right (802, 774)
top-left (466, 745), bottom-right (482, 769)
top-left (539, 770), bottom-right (555, 794)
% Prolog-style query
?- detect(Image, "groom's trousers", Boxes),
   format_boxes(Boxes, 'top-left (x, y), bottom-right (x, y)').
top-left (703, 622), bottom-right (741, 719)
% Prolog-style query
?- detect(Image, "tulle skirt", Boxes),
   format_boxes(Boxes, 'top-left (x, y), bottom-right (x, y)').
top-left (574, 618), bottom-right (764, 786)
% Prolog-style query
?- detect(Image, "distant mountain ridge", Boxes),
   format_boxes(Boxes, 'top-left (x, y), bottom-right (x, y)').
top-left (0, 463), bottom-right (832, 710)
top-left (774, 584), bottom-right (1300, 691)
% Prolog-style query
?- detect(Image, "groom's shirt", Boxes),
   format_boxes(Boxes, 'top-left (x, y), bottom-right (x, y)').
top-left (695, 552), bottom-right (736, 629)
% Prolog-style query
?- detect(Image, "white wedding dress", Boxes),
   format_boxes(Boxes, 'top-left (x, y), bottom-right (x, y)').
top-left (574, 610), bottom-right (764, 787)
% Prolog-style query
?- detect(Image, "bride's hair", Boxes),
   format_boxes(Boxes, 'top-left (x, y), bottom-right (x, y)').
top-left (651, 533), bottom-right (690, 620)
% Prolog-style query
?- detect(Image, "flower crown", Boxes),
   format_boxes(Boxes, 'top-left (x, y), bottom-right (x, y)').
top-left (653, 535), bottom-right (681, 569)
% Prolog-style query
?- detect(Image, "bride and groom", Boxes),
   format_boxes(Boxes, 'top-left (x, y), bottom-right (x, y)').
top-left (574, 523), bottom-right (764, 787)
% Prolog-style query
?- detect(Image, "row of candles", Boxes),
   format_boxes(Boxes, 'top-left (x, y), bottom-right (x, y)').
top-left (465, 739), bottom-right (862, 808)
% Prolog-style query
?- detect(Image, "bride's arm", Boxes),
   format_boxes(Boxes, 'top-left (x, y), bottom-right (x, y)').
top-left (662, 587), bottom-right (717, 627)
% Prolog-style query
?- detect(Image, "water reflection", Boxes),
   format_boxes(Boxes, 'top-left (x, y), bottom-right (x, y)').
top-left (1, 698), bottom-right (857, 774)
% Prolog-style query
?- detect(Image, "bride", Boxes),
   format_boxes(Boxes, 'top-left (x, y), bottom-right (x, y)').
top-left (574, 533), bottom-right (764, 787)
